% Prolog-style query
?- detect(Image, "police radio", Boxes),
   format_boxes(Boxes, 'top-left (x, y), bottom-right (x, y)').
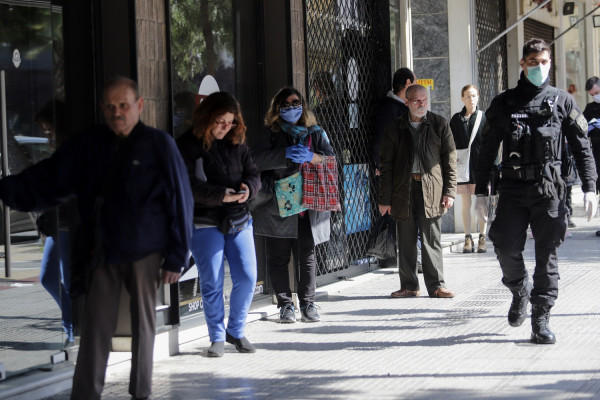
top-left (509, 121), bottom-right (531, 166)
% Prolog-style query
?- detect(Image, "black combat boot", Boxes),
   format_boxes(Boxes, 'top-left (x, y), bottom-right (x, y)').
top-left (531, 304), bottom-right (556, 344)
top-left (508, 283), bottom-right (531, 327)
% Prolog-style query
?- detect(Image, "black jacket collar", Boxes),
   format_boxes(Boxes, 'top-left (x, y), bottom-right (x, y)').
top-left (516, 71), bottom-right (550, 97)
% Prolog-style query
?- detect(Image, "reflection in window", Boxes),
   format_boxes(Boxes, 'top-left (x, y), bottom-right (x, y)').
top-left (0, 3), bottom-right (63, 174)
top-left (169, 0), bottom-right (235, 138)
top-left (0, 1), bottom-right (67, 379)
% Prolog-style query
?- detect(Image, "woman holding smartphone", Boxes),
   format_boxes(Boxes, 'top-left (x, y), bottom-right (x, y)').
top-left (177, 92), bottom-right (261, 357)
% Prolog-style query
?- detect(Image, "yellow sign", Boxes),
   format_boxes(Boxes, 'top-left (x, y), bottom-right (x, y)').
top-left (417, 79), bottom-right (434, 90)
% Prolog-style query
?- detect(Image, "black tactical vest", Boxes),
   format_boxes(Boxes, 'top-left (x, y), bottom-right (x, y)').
top-left (504, 87), bottom-right (562, 170)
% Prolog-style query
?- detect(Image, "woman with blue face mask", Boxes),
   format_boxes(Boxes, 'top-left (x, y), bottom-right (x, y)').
top-left (251, 87), bottom-right (335, 323)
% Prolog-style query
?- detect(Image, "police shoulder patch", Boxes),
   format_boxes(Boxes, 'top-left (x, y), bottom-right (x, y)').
top-left (576, 114), bottom-right (588, 132)
top-left (569, 108), bottom-right (587, 131)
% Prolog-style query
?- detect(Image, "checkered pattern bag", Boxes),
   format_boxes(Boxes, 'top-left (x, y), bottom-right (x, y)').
top-left (301, 155), bottom-right (341, 212)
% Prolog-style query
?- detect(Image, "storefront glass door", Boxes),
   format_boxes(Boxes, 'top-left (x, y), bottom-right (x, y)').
top-left (0, 0), bottom-right (67, 378)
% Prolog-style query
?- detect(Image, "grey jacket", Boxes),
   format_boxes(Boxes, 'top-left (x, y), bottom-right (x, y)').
top-left (251, 125), bottom-right (334, 245)
top-left (379, 111), bottom-right (457, 221)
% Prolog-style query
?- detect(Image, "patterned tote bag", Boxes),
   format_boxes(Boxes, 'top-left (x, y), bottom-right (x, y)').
top-left (274, 171), bottom-right (308, 217)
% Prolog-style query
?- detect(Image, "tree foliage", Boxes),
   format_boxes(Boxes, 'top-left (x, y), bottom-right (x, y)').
top-left (170, 0), bottom-right (234, 93)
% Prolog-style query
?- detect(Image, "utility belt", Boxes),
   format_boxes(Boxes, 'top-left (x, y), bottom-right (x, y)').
top-left (500, 165), bottom-right (542, 182)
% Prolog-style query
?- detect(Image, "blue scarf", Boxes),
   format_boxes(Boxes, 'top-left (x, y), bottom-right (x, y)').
top-left (279, 122), bottom-right (322, 145)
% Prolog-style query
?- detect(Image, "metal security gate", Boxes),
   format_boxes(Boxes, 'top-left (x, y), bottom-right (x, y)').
top-left (305, 0), bottom-right (380, 284)
top-left (475, 0), bottom-right (508, 110)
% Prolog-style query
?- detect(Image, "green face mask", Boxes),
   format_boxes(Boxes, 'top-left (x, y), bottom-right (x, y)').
top-left (526, 64), bottom-right (550, 86)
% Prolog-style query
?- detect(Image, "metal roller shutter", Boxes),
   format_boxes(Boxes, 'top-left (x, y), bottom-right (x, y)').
top-left (524, 19), bottom-right (556, 86)
top-left (475, 0), bottom-right (509, 110)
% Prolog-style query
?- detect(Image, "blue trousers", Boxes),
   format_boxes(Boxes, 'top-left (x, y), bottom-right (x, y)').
top-left (40, 230), bottom-right (73, 341)
top-left (190, 221), bottom-right (257, 342)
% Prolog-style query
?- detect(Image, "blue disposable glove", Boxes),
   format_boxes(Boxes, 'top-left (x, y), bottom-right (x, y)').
top-left (285, 145), bottom-right (302, 160)
top-left (589, 120), bottom-right (600, 132)
top-left (291, 145), bottom-right (313, 164)
top-left (285, 145), bottom-right (313, 164)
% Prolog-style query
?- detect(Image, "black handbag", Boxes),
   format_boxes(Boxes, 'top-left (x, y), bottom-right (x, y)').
top-left (248, 171), bottom-right (274, 212)
top-left (218, 205), bottom-right (251, 235)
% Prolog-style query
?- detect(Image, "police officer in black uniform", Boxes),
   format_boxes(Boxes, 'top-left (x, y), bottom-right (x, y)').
top-left (474, 39), bottom-right (598, 345)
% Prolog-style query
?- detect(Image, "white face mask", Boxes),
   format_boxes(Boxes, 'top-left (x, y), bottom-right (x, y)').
top-left (593, 94), bottom-right (600, 103)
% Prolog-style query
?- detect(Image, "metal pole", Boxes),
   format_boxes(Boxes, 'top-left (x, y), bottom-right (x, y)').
top-left (549, 5), bottom-right (600, 46)
top-left (1, 70), bottom-right (11, 278)
top-left (477, 0), bottom-right (551, 55)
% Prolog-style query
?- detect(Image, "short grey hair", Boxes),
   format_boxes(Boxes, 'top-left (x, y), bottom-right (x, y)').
top-left (405, 84), bottom-right (427, 100)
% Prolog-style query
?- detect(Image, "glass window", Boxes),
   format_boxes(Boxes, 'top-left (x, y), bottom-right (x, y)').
top-left (168, 0), bottom-right (239, 323)
top-left (169, 0), bottom-right (235, 138)
top-left (0, 0), bottom-right (66, 379)
top-left (563, 3), bottom-right (587, 108)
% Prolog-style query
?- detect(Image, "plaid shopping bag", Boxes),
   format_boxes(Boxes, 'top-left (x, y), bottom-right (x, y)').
top-left (301, 155), bottom-right (341, 212)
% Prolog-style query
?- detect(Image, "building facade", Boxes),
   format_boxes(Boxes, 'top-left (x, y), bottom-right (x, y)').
top-left (1, 0), bottom-right (599, 395)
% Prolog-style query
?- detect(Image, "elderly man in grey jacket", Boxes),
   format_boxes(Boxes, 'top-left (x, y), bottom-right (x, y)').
top-left (378, 84), bottom-right (457, 299)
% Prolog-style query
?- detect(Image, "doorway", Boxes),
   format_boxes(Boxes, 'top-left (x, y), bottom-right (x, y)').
top-left (0, 0), bottom-right (68, 379)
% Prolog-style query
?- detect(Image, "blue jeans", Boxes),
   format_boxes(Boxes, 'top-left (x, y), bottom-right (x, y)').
top-left (190, 221), bottom-right (257, 342)
top-left (40, 230), bottom-right (73, 341)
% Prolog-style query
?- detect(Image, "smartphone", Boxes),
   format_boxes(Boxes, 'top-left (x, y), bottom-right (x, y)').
top-left (235, 190), bottom-right (247, 194)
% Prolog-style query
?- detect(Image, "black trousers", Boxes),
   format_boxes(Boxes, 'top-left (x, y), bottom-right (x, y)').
top-left (489, 180), bottom-right (567, 306)
top-left (266, 215), bottom-right (316, 308)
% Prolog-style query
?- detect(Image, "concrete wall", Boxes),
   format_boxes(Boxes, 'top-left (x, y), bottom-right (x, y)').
top-left (447, 0), bottom-right (476, 116)
top-left (411, 0), bottom-right (451, 119)
top-left (411, 0), bottom-right (454, 231)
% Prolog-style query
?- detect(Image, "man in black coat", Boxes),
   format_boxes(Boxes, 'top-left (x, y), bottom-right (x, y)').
top-left (372, 67), bottom-right (416, 175)
top-left (583, 76), bottom-right (600, 236)
top-left (372, 67), bottom-right (418, 268)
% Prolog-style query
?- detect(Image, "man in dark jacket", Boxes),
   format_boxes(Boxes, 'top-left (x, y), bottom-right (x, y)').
top-left (372, 67), bottom-right (416, 175)
top-left (583, 76), bottom-right (600, 237)
top-left (0, 77), bottom-right (193, 399)
top-left (474, 39), bottom-right (597, 345)
top-left (378, 84), bottom-right (457, 299)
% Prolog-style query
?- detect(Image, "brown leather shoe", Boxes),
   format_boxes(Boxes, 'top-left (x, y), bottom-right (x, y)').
top-left (431, 287), bottom-right (455, 298)
top-left (391, 289), bottom-right (420, 298)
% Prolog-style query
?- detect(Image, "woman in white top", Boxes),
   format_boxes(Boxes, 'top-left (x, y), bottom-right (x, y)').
top-left (449, 84), bottom-right (488, 253)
